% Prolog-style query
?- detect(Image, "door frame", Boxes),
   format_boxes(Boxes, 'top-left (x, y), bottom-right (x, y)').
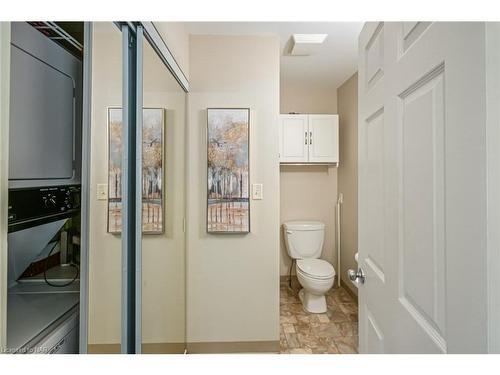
top-left (486, 22), bottom-right (500, 354)
top-left (0, 21), bottom-right (11, 352)
top-left (78, 21), bottom-right (92, 354)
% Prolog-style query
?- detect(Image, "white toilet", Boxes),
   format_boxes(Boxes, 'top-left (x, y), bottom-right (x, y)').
top-left (284, 221), bottom-right (335, 313)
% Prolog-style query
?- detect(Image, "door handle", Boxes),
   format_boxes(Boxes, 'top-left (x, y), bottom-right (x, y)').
top-left (309, 131), bottom-right (312, 145)
top-left (348, 267), bottom-right (365, 284)
top-left (305, 132), bottom-right (308, 145)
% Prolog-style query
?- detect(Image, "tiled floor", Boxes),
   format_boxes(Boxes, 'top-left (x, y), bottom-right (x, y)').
top-left (280, 280), bottom-right (359, 354)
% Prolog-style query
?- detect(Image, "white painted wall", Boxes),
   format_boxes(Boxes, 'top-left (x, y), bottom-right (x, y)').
top-left (280, 79), bottom-right (337, 114)
top-left (186, 34), bottom-right (280, 344)
top-left (0, 22), bottom-right (10, 351)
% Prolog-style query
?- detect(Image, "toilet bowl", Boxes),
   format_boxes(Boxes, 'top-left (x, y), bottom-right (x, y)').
top-left (283, 221), bottom-right (335, 314)
top-left (296, 258), bottom-right (335, 313)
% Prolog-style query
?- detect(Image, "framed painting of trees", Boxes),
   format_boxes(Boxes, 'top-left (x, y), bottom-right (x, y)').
top-left (107, 107), bottom-right (164, 234)
top-left (207, 108), bottom-right (250, 233)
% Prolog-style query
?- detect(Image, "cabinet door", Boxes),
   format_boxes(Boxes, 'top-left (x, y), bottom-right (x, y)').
top-left (308, 114), bottom-right (339, 163)
top-left (280, 114), bottom-right (309, 163)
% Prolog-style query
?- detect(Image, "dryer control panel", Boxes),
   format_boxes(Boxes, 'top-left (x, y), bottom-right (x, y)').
top-left (8, 185), bottom-right (81, 233)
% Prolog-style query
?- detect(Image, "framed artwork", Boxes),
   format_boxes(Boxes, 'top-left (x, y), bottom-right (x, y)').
top-left (107, 107), bottom-right (165, 234)
top-left (207, 108), bottom-right (250, 233)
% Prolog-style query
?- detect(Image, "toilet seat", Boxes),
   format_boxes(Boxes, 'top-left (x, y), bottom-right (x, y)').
top-left (296, 259), bottom-right (335, 280)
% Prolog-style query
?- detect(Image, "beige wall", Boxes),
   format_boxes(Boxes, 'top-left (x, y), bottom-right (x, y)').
top-left (0, 22), bottom-right (10, 350)
top-left (141, 37), bottom-right (186, 345)
top-left (187, 35), bottom-right (280, 344)
top-left (280, 80), bottom-right (337, 114)
top-left (88, 22), bottom-right (186, 346)
top-left (279, 75), bottom-right (339, 277)
top-left (280, 166), bottom-right (338, 276)
top-left (154, 22), bottom-right (190, 80)
top-left (337, 72), bottom-right (358, 296)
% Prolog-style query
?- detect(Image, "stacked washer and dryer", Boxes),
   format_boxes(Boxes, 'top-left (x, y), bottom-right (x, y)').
top-left (6, 22), bottom-right (82, 354)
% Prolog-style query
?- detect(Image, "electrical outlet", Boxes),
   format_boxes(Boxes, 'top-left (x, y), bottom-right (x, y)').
top-left (252, 183), bottom-right (263, 200)
top-left (97, 184), bottom-right (108, 200)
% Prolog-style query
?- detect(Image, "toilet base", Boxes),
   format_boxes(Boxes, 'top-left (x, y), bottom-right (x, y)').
top-left (298, 288), bottom-right (327, 314)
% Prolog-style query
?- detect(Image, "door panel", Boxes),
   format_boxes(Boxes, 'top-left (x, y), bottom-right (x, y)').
top-left (362, 108), bottom-right (385, 282)
top-left (364, 22), bottom-right (384, 90)
top-left (358, 22), bottom-right (489, 353)
top-left (280, 115), bottom-right (308, 162)
top-left (399, 67), bottom-right (446, 350)
top-left (400, 22), bottom-right (432, 54)
top-left (365, 307), bottom-right (384, 354)
top-left (389, 22), bottom-right (488, 353)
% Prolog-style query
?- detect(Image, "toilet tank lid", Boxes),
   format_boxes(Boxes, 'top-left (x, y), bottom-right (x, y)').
top-left (284, 221), bottom-right (325, 231)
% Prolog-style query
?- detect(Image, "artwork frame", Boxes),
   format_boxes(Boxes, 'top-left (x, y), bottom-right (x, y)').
top-left (107, 107), bottom-right (165, 235)
top-left (206, 108), bottom-right (250, 234)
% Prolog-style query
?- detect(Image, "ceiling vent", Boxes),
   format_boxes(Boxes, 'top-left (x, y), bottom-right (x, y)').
top-left (290, 34), bottom-right (328, 56)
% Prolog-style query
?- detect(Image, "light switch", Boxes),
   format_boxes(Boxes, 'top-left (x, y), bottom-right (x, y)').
top-left (252, 183), bottom-right (263, 200)
top-left (97, 184), bottom-right (108, 200)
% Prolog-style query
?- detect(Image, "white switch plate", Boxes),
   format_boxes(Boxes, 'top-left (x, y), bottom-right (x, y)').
top-left (252, 183), bottom-right (263, 200)
top-left (97, 183), bottom-right (108, 200)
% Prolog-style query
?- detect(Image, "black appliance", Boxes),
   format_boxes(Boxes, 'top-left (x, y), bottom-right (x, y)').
top-left (8, 185), bottom-right (81, 233)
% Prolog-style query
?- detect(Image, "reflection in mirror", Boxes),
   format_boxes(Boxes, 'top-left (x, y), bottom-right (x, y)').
top-left (140, 33), bottom-right (186, 354)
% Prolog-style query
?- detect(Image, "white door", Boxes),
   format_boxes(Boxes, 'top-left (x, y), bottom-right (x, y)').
top-left (308, 114), bottom-right (339, 163)
top-left (280, 114), bottom-right (308, 163)
top-left (357, 22), bottom-right (489, 353)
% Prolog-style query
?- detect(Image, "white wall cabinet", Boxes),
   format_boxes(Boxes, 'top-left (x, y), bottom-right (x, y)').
top-left (279, 114), bottom-right (339, 164)
top-left (279, 114), bottom-right (309, 163)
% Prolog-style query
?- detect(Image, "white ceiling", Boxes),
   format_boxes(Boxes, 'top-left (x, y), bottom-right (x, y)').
top-left (186, 22), bottom-right (363, 90)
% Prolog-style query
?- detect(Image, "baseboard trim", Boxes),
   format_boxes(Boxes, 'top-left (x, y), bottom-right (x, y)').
top-left (143, 343), bottom-right (185, 354)
top-left (280, 275), bottom-right (298, 287)
top-left (88, 344), bottom-right (120, 354)
top-left (340, 279), bottom-right (359, 301)
top-left (186, 340), bottom-right (279, 354)
top-left (87, 342), bottom-right (185, 354)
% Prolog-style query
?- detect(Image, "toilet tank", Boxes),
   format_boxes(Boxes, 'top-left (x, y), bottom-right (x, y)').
top-left (283, 221), bottom-right (325, 259)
